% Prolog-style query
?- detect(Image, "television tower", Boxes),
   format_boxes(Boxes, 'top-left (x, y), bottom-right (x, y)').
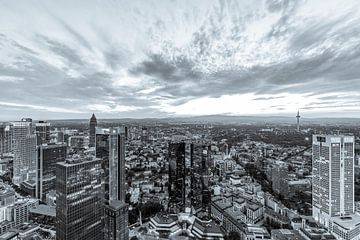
top-left (296, 110), bottom-right (301, 132)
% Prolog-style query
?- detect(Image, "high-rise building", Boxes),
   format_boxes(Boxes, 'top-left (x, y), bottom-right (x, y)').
top-left (168, 142), bottom-right (186, 213)
top-left (36, 144), bottom-right (67, 201)
top-left (168, 142), bottom-right (212, 217)
top-left (190, 144), bottom-right (211, 219)
top-left (103, 200), bottom-right (129, 240)
top-left (11, 120), bottom-right (36, 185)
top-left (312, 135), bottom-right (354, 226)
top-left (56, 156), bottom-right (103, 240)
top-left (96, 127), bottom-right (128, 240)
top-left (271, 164), bottom-right (288, 195)
top-left (96, 127), bottom-right (126, 203)
top-left (89, 114), bottom-right (97, 147)
top-left (35, 121), bottom-right (50, 145)
top-left (0, 123), bottom-right (12, 155)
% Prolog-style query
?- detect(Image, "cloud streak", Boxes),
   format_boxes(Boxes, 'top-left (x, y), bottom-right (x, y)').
top-left (0, 0), bottom-right (360, 120)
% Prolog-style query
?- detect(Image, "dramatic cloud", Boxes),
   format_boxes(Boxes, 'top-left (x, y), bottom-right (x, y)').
top-left (0, 0), bottom-right (360, 120)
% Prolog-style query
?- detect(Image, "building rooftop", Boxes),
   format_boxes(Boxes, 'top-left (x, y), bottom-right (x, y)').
top-left (192, 218), bottom-right (223, 235)
top-left (272, 229), bottom-right (305, 240)
top-left (30, 204), bottom-right (56, 217)
top-left (331, 213), bottom-right (360, 230)
top-left (152, 213), bottom-right (178, 225)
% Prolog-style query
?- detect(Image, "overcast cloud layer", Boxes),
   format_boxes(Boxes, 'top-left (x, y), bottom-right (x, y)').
top-left (0, 0), bottom-right (360, 120)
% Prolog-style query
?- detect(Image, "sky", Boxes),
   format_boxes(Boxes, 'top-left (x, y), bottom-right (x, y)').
top-left (0, 0), bottom-right (360, 120)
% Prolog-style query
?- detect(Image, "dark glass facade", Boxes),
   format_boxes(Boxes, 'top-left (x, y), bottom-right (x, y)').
top-left (36, 144), bottom-right (67, 200)
top-left (190, 143), bottom-right (211, 219)
top-left (35, 121), bottom-right (50, 145)
top-left (89, 114), bottom-right (97, 147)
top-left (168, 142), bottom-right (186, 213)
top-left (56, 158), bottom-right (103, 240)
top-left (96, 127), bottom-right (128, 240)
top-left (104, 200), bottom-right (129, 240)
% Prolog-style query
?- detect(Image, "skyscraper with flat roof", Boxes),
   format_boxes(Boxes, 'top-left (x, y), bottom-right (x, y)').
top-left (35, 121), bottom-right (50, 145)
top-left (11, 120), bottom-right (36, 185)
top-left (96, 127), bottom-right (128, 240)
top-left (36, 144), bottom-right (66, 201)
top-left (190, 143), bottom-right (211, 219)
top-left (55, 156), bottom-right (103, 240)
top-left (312, 135), bottom-right (354, 227)
top-left (0, 123), bottom-right (11, 155)
top-left (168, 142), bottom-right (186, 213)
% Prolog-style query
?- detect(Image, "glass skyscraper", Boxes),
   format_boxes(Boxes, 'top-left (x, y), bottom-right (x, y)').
top-left (96, 127), bottom-right (128, 240)
top-left (56, 156), bottom-right (103, 240)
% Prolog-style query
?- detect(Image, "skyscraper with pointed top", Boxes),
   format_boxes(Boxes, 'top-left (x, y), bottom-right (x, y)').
top-left (296, 110), bottom-right (300, 132)
top-left (89, 114), bottom-right (97, 147)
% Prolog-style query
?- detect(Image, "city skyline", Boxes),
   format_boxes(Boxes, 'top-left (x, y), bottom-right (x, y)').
top-left (1, 0), bottom-right (360, 120)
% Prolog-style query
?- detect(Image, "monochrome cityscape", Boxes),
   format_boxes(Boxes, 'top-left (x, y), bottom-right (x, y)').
top-left (1, 0), bottom-right (360, 240)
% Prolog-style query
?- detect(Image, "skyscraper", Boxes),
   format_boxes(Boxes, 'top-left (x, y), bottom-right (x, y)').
top-left (89, 114), bottom-right (97, 147)
top-left (35, 121), bottom-right (50, 145)
top-left (56, 156), bottom-right (103, 240)
top-left (312, 135), bottom-right (354, 227)
top-left (0, 123), bottom-right (11, 155)
top-left (168, 142), bottom-right (186, 213)
top-left (96, 127), bottom-right (128, 240)
top-left (11, 120), bottom-right (36, 185)
top-left (36, 143), bottom-right (67, 201)
top-left (190, 143), bottom-right (211, 219)
top-left (168, 142), bottom-right (212, 217)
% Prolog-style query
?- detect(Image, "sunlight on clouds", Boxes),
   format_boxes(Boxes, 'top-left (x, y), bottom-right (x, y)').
top-left (87, 104), bottom-right (140, 113)
top-left (162, 92), bottom-right (360, 116)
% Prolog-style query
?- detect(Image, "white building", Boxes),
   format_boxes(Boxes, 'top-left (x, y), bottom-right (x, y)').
top-left (312, 135), bottom-right (360, 240)
top-left (11, 120), bottom-right (37, 185)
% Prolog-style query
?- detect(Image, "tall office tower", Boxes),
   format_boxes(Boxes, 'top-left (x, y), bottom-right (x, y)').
top-left (0, 123), bottom-right (11, 155)
top-left (12, 120), bottom-right (36, 185)
top-left (56, 156), bottom-right (103, 240)
top-left (96, 127), bottom-right (126, 203)
top-left (312, 135), bottom-right (354, 227)
top-left (96, 127), bottom-right (128, 240)
top-left (103, 200), bottom-right (129, 240)
top-left (35, 121), bottom-right (50, 145)
top-left (36, 144), bottom-right (67, 201)
top-left (168, 142), bottom-right (186, 213)
top-left (89, 114), bottom-right (97, 147)
top-left (141, 127), bottom-right (148, 143)
top-left (190, 144), bottom-right (211, 219)
top-left (272, 164), bottom-right (288, 195)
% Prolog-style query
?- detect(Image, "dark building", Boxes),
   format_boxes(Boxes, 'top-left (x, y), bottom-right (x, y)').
top-left (168, 142), bottom-right (212, 217)
top-left (35, 121), bottom-right (50, 145)
top-left (96, 127), bottom-right (128, 240)
top-left (104, 200), bottom-right (129, 240)
top-left (190, 144), bottom-right (211, 219)
top-left (168, 142), bottom-right (186, 213)
top-left (0, 123), bottom-right (11, 155)
top-left (89, 114), bottom-right (97, 147)
top-left (56, 156), bottom-right (103, 240)
top-left (141, 127), bottom-right (148, 143)
top-left (36, 144), bottom-right (66, 201)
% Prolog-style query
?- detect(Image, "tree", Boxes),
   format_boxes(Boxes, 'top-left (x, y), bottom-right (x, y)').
top-left (227, 231), bottom-right (241, 240)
